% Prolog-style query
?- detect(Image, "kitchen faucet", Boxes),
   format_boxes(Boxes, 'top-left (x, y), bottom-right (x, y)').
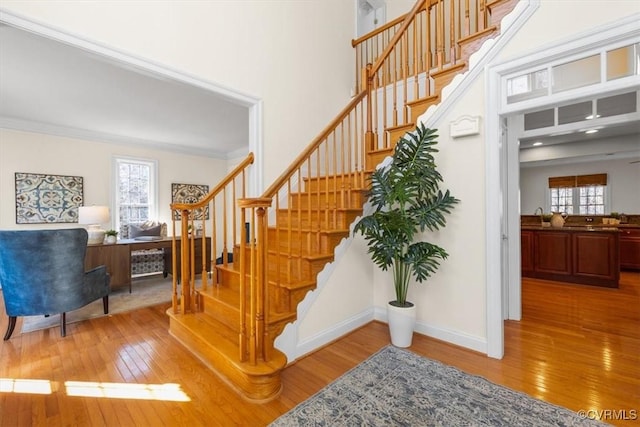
top-left (534, 207), bottom-right (543, 216)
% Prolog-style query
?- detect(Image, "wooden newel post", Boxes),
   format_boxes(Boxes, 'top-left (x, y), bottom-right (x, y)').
top-left (255, 206), bottom-right (268, 361)
top-left (237, 197), bottom-right (272, 363)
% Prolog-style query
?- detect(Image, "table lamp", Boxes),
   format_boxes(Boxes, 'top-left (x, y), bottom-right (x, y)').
top-left (78, 206), bottom-right (110, 245)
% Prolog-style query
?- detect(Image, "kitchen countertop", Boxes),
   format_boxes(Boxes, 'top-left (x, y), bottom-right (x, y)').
top-left (521, 225), bottom-right (621, 232)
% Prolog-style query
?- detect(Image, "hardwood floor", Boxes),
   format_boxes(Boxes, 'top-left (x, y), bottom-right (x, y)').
top-left (1, 272), bottom-right (638, 426)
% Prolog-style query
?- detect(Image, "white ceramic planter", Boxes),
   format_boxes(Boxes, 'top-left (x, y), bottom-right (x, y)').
top-left (387, 301), bottom-right (417, 348)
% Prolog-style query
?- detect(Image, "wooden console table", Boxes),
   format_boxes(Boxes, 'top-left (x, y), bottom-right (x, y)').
top-left (85, 237), bottom-right (211, 292)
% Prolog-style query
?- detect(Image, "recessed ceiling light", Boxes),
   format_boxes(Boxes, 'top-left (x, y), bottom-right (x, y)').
top-left (585, 114), bottom-right (601, 120)
top-left (533, 142), bottom-right (543, 146)
top-left (585, 129), bottom-right (599, 134)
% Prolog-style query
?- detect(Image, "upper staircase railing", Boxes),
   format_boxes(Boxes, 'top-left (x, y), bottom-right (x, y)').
top-left (355, 0), bottom-right (509, 152)
top-left (353, 0), bottom-right (497, 91)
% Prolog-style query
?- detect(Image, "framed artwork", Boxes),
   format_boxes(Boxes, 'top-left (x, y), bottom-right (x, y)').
top-left (15, 172), bottom-right (84, 224)
top-left (171, 183), bottom-right (210, 220)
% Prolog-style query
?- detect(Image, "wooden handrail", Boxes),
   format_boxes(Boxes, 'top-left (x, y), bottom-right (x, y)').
top-left (261, 91), bottom-right (367, 199)
top-left (351, 0), bottom-right (445, 48)
top-left (369, 0), bottom-right (426, 77)
top-left (171, 152), bottom-right (254, 212)
top-left (351, 13), bottom-right (408, 48)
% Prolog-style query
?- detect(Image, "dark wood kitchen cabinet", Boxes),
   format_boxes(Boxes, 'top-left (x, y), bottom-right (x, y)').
top-left (534, 230), bottom-right (572, 277)
top-left (619, 228), bottom-right (640, 270)
top-left (520, 230), bottom-right (535, 276)
top-left (572, 232), bottom-right (619, 286)
top-left (521, 226), bottom-right (619, 288)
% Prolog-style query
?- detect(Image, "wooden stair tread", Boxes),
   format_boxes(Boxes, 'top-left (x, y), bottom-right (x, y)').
top-left (385, 122), bottom-right (415, 132)
top-left (265, 249), bottom-right (334, 262)
top-left (197, 286), bottom-right (299, 323)
top-left (275, 207), bottom-right (364, 213)
top-left (407, 94), bottom-right (439, 107)
top-left (268, 226), bottom-right (353, 235)
top-left (198, 284), bottom-right (242, 307)
top-left (268, 276), bottom-right (317, 291)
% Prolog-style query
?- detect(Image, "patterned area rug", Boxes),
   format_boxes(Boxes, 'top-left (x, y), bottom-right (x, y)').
top-left (271, 346), bottom-right (605, 426)
top-left (20, 275), bottom-right (173, 334)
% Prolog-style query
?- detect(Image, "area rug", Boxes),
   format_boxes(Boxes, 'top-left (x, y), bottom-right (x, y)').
top-left (20, 275), bottom-right (173, 334)
top-left (271, 346), bottom-right (605, 426)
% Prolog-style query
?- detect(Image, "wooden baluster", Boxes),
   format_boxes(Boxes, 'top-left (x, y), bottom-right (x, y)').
top-left (340, 122), bottom-right (346, 212)
top-left (171, 217), bottom-right (178, 314)
top-left (392, 47), bottom-right (398, 128)
top-left (402, 31), bottom-right (409, 124)
top-left (450, 0), bottom-right (456, 63)
top-left (365, 64), bottom-right (374, 153)
top-left (436, 0), bottom-right (444, 70)
top-left (249, 207), bottom-right (256, 364)
top-left (180, 210), bottom-right (191, 314)
top-left (426, 4), bottom-right (432, 94)
top-left (239, 206), bottom-right (247, 361)
top-left (413, 16), bottom-right (419, 99)
top-left (479, 0), bottom-right (487, 32)
top-left (464, 0), bottom-right (471, 37)
top-left (189, 218), bottom-right (196, 309)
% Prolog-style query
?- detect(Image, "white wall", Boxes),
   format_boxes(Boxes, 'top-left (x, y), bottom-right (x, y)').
top-left (385, 0), bottom-right (416, 21)
top-left (0, 128), bottom-right (227, 231)
top-left (521, 157), bottom-right (640, 215)
top-left (0, 0), bottom-right (356, 187)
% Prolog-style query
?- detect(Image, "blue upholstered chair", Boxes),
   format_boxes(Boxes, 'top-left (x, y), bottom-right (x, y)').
top-left (0, 228), bottom-right (110, 340)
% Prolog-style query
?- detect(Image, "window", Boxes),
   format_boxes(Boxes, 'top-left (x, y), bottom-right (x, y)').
top-left (579, 185), bottom-right (605, 215)
top-left (550, 187), bottom-right (574, 214)
top-left (548, 174), bottom-right (607, 215)
top-left (113, 157), bottom-right (157, 231)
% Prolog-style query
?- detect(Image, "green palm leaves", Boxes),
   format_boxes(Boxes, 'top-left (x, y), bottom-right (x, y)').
top-left (354, 124), bottom-right (459, 306)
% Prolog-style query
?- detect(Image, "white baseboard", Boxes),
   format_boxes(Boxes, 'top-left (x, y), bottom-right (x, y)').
top-left (373, 306), bottom-right (488, 354)
top-left (293, 307), bottom-right (375, 360)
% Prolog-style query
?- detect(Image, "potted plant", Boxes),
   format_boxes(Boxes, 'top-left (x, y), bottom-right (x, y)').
top-left (610, 212), bottom-right (620, 225)
top-left (104, 229), bottom-right (118, 244)
top-left (354, 124), bottom-right (459, 347)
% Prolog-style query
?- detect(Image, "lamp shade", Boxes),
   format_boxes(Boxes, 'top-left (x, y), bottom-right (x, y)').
top-left (78, 206), bottom-right (110, 225)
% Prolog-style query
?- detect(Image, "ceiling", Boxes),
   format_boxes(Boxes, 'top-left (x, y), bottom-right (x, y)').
top-left (0, 23), bottom-right (250, 159)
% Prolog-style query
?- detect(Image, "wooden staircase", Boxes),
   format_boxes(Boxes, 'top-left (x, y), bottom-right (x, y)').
top-left (167, 0), bottom-right (519, 402)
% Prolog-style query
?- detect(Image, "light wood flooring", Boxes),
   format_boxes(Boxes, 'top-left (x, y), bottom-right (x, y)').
top-left (1, 272), bottom-right (638, 426)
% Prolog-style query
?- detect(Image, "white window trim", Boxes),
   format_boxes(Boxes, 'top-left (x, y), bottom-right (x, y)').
top-left (112, 156), bottom-right (159, 232)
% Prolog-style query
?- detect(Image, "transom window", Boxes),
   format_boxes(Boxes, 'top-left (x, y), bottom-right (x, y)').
top-left (506, 42), bottom-right (639, 105)
top-left (113, 157), bottom-right (157, 231)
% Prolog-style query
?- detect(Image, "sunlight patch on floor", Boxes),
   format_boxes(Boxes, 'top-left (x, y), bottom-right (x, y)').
top-left (65, 381), bottom-right (191, 401)
top-left (0, 378), bottom-right (190, 401)
top-left (0, 378), bottom-right (52, 394)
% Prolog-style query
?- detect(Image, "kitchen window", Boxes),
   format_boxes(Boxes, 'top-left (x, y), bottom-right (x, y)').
top-left (548, 174), bottom-right (607, 215)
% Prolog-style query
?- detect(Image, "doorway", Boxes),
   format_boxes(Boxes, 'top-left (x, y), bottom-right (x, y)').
top-left (487, 16), bottom-right (640, 358)
top-left (356, 0), bottom-right (386, 37)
